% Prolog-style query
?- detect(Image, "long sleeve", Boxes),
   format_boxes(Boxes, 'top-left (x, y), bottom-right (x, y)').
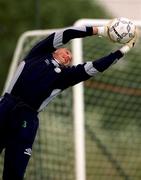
top-left (24, 26), bottom-right (93, 60)
top-left (56, 50), bottom-right (124, 89)
top-left (92, 50), bottom-right (123, 72)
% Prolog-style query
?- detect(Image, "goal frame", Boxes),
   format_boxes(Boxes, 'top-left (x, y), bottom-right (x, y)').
top-left (3, 19), bottom-right (141, 180)
top-left (72, 18), bottom-right (141, 180)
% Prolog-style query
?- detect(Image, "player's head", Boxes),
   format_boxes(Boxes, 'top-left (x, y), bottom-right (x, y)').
top-left (52, 48), bottom-right (72, 66)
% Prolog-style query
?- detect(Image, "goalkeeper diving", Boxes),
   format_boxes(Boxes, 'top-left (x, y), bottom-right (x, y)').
top-left (0, 19), bottom-right (137, 180)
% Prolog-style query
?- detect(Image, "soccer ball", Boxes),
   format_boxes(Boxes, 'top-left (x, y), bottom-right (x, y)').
top-left (108, 17), bottom-right (136, 44)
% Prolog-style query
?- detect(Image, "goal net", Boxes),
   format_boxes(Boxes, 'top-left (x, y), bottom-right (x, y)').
top-left (73, 19), bottom-right (141, 180)
top-left (2, 19), bottom-right (141, 180)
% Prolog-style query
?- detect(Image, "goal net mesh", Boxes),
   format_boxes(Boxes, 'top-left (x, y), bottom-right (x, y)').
top-left (1, 21), bottom-right (141, 180)
top-left (83, 29), bottom-right (141, 179)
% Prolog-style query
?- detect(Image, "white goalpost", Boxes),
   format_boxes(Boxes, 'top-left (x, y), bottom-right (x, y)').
top-left (3, 19), bottom-right (141, 180)
top-left (72, 19), bottom-right (110, 180)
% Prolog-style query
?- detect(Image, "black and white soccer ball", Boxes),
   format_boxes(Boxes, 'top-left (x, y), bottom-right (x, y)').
top-left (108, 17), bottom-right (136, 44)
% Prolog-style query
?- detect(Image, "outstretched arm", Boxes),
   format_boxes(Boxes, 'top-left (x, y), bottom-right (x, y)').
top-left (25, 26), bottom-right (99, 59)
top-left (59, 35), bottom-right (137, 89)
top-left (60, 50), bottom-right (123, 89)
top-left (85, 33), bottom-right (137, 74)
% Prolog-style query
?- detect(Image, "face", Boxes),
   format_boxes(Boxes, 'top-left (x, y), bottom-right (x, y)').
top-left (53, 48), bottom-right (72, 66)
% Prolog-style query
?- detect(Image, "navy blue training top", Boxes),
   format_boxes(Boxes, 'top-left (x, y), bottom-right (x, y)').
top-left (6, 26), bottom-right (123, 111)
